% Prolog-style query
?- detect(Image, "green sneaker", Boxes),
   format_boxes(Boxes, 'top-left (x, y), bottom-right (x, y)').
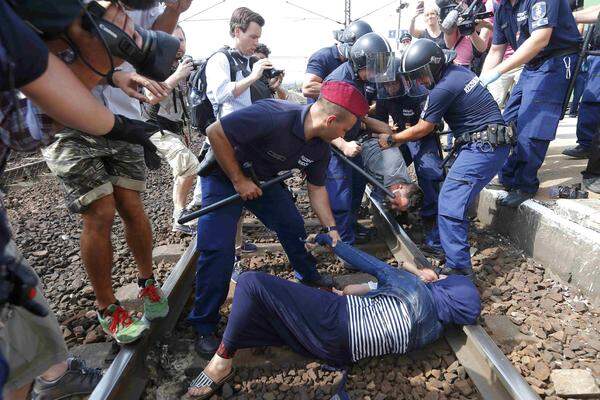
top-left (97, 305), bottom-right (149, 344)
top-left (138, 279), bottom-right (169, 321)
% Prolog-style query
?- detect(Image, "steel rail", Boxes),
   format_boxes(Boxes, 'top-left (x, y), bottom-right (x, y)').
top-left (365, 186), bottom-right (541, 400)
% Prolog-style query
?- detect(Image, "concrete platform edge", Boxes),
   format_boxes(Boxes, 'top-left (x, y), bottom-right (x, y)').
top-left (474, 188), bottom-right (600, 306)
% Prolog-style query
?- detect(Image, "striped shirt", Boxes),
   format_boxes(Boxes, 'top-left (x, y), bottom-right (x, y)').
top-left (346, 295), bottom-right (413, 362)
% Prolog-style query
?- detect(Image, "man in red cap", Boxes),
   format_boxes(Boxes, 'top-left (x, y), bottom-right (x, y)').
top-left (189, 81), bottom-right (368, 356)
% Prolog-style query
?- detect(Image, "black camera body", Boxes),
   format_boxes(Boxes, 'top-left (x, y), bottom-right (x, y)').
top-left (263, 68), bottom-right (284, 80)
top-left (458, 10), bottom-right (493, 35)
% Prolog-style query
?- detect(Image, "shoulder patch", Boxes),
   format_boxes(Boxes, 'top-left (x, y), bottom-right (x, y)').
top-left (531, 2), bottom-right (546, 21)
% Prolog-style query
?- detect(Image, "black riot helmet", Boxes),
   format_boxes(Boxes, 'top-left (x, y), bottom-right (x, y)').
top-left (350, 32), bottom-right (395, 83)
top-left (400, 38), bottom-right (451, 96)
top-left (334, 20), bottom-right (373, 58)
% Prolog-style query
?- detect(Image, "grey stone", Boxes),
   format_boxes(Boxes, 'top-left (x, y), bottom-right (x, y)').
top-left (483, 315), bottom-right (539, 346)
top-left (152, 243), bottom-right (186, 264)
top-left (551, 369), bottom-right (600, 398)
top-left (115, 282), bottom-right (142, 312)
top-left (69, 342), bottom-right (113, 370)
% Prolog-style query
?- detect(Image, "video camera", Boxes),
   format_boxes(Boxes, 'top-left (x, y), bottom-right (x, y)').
top-left (436, 0), bottom-right (492, 36)
top-left (0, 255), bottom-right (48, 317)
top-left (10, 0), bottom-right (179, 81)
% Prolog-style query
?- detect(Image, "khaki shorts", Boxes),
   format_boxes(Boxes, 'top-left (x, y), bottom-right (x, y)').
top-left (149, 131), bottom-right (200, 178)
top-left (42, 127), bottom-right (146, 213)
top-left (0, 241), bottom-right (68, 392)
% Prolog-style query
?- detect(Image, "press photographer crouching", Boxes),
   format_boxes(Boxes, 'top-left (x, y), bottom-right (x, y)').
top-left (1, 0), bottom-right (177, 397)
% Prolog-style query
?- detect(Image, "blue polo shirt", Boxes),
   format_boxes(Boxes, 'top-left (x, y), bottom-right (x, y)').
top-left (220, 99), bottom-right (331, 186)
top-left (306, 44), bottom-right (345, 79)
top-left (324, 62), bottom-right (366, 141)
top-left (421, 65), bottom-right (505, 136)
top-left (492, 0), bottom-right (581, 68)
top-left (374, 96), bottom-right (425, 129)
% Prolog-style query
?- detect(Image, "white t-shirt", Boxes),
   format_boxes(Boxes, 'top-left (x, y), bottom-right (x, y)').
top-left (94, 5), bottom-right (164, 119)
top-left (205, 50), bottom-right (252, 118)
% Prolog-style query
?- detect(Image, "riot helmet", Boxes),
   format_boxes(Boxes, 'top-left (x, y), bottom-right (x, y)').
top-left (350, 32), bottom-right (395, 83)
top-left (334, 20), bottom-right (374, 59)
top-left (400, 38), bottom-right (452, 96)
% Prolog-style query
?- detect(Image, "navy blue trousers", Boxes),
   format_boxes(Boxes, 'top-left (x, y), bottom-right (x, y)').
top-left (326, 152), bottom-right (367, 244)
top-left (222, 271), bottom-right (352, 367)
top-left (576, 56), bottom-right (600, 149)
top-left (189, 172), bottom-right (321, 335)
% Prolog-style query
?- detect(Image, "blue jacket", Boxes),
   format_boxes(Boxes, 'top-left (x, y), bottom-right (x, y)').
top-left (315, 234), bottom-right (443, 351)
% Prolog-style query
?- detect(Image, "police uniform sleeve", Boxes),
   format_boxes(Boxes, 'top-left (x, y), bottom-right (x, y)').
top-left (421, 88), bottom-right (457, 124)
top-left (491, 2), bottom-right (508, 45)
top-left (529, 0), bottom-right (557, 31)
top-left (304, 148), bottom-right (331, 186)
top-left (373, 100), bottom-right (390, 123)
top-left (220, 102), bottom-right (275, 146)
top-left (306, 51), bottom-right (328, 79)
top-left (0, 0), bottom-right (49, 91)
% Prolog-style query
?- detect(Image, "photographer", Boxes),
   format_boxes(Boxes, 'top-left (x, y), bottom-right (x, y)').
top-left (410, 2), bottom-right (446, 49)
top-left (41, 0), bottom-right (192, 345)
top-left (480, 0), bottom-right (582, 206)
top-left (144, 25), bottom-right (200, 235)
top-left (253, 43), bottom-right (306, 104)
top-left (0, 0), bottom-right (170, 397)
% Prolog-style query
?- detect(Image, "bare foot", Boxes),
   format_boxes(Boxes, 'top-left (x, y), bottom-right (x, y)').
top-left (187, 355), bottom-right (233, 398)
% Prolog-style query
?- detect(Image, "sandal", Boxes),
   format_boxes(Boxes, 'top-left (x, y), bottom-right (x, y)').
top-left (187, 370), bottom-right (234, 399)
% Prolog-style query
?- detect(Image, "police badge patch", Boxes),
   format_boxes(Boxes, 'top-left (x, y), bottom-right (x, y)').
top-left (531, 2), bottom-right (548, 28)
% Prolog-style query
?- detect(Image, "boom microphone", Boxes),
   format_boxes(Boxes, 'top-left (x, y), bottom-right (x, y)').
top-left (441, 9), bottom-right (459, 33)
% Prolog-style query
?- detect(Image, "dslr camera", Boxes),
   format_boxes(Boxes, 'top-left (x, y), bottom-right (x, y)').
top-left (263, 68), bottom-right (285, 80)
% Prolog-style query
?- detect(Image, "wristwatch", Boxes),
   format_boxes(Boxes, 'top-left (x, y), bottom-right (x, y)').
top-left (386, 134), bottom-right (396, 148)
top-left (321, 226), bottom-right (338, 233)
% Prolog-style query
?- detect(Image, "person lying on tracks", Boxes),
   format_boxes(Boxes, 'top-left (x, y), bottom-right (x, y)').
top-left (186, 234), bottom-right (481, 399)
top-left (189, 81), bottom-right (370, 357)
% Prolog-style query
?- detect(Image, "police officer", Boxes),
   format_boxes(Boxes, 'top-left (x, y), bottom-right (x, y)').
top-left (322, 32), bottom-right (395, 245)
top-left (480, 0), bottom-right (582, 206)
top-left (189, 81), bottom-right (369, 356)
top-left (372, 57), bottom-right (444, 252)
top-left (302, 20), bottom-right (373, 100)
top-left (378, 39), bottom-right (513, 279)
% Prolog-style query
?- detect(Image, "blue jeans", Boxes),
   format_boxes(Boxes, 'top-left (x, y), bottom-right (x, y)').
top-left (188, 172), bottom-right (321, 335)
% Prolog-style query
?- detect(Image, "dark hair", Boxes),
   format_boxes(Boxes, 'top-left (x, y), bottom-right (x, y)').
top-left (254, 43), bottom-right (271, 57)
top-left (229, 7), bottom-right (265, 38)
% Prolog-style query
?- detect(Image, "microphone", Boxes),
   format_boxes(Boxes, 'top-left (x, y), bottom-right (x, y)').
top-left (441, 8), bottom-right (459, 34)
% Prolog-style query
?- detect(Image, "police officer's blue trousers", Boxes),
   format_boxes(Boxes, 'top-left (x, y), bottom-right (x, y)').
top-left (326, 152), bottom-right (367, 244)
top-left (222, 271), bottom-right (351, 367)
top-left (438, 143), bottom-right (510, 270)
top-left (500, 54), bottom-right (576, 194)
top-left (189, 172), bottom-right (321, 335)
top-left (576, 56), bottom-right (600, 149)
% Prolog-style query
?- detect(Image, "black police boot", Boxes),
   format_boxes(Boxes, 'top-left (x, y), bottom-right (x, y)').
top-left (301, 274), bottom-right (335, 289)
top-left (499, 189), bottom-right (535, 208)
top-left (562, 145), bottom-right (591, 159)
top-left (435, 266), bottom-right (474, 281)
top-left (583, 176), bottom-right (600, 194)
top-left (195, 333), bottom-right (220, 358)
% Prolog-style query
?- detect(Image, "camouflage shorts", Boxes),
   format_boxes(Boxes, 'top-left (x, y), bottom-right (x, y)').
top-left (41, 127), bottom-right (146, 213)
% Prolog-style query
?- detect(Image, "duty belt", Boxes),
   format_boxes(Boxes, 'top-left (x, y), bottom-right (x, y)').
top-left (441, 124), bottom-right (514, 169)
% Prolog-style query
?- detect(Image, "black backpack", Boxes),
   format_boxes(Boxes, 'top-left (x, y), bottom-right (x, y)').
top-left (188, 47), bottom-right (238, 132)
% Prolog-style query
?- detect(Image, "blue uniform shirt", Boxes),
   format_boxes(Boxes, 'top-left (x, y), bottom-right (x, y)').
top-left (306, 44), bottom-right (345, 80)
top-left (324, 62), bottom-right (365, 140)
top-left (492, 0), bottom-right (581, 68)
top-left (374, 96), bottom-right (425, 128)
top-left (422, 65), bottom-right (505, 136)
top-left (220, 99), bottom-right (331, 186)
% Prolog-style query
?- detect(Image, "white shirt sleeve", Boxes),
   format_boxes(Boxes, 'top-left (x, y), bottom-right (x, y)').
top-left (206, 52), bottom-right (237, 105)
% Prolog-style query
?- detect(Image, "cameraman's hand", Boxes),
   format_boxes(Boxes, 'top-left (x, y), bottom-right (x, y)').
top-left (112, 71), bottom-right (169, 103)
top-left (104, 115), bottom-right (162, 170)
top-left (475, 19), bottom-right (493, 31)
top-left (342, 140), bottom-right (362, 157)
top-left (268, 72), bottom-right (284, 91)
top-left (165, 0), bottom-right (193, 13)
top-left (250, 58), bottom-right (273, 82)
top-left (173, 58), bottom-right (194, 82)
top-left (233, 176), bottom-right (263, 200)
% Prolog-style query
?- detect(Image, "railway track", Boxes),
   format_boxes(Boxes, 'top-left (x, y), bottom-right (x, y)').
top-left (88, 183), bottom-right (541, 400)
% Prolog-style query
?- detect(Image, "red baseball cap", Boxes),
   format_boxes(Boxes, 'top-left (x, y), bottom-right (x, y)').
top-left (320, 81), bottom-right (369, 118)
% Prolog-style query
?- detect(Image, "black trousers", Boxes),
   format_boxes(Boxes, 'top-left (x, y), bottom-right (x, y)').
top-left (583, 123), bottom-right (600, 178)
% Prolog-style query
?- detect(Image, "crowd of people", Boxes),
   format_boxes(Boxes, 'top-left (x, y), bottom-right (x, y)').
top-left (1, 0), bottom-right (599, 399)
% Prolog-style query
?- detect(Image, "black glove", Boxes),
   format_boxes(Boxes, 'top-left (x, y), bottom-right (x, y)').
top-left (104, 115), bottom-right (162, 170)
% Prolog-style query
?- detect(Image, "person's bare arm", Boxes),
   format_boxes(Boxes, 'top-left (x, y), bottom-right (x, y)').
top-left (494, 28), bottom-right (553, 74)
top-left (409, 14), bottom-right (425, 37)
top-left (364, 116), bottom-right (394, 135)
top-left (481, 43), bottom-right (507, 73)
top-left (574, 5), bottom-right (600, 24)
top-left (206, 121), bottom-right (262, 200)
top-left (152, 0), bottom-right (192, 33)
top-left (232, 58), bottom-right (272, 98)
top-left (445, 27), bottom-right (459, 49)
top-left (21, 53), bottom-right (114, 135)
top-left (378, 119), bottom-right (435, 149)
top-left (307, 183), bottom-right (341, 246)
top-left (470, 26), bottom-right (492, 53)
top-left (302, 73), bottom-right (324, 99)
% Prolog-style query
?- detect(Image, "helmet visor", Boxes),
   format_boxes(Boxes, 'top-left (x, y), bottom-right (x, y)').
top-left (339, 42), bottom-right (352, 59)
top-left (402, 64), bottom-right (434, 97)
top-left (366, 51), bottom-right (396, 83)
top-left (375, 78), bottom-right (408, 99)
